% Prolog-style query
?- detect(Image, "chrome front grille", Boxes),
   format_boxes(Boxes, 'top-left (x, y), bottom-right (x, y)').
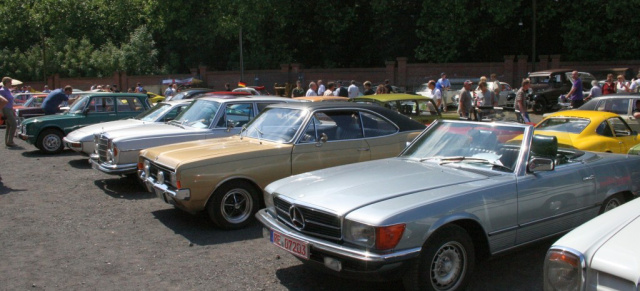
top-left (274, 196), bottom-right (341, 241)
top-left (96, 134), bottom-right (109, 163)
top-left (148, 161), bottom-right (175, 190)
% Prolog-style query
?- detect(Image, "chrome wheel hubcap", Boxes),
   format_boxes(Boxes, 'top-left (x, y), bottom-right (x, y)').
top-left (220, 188), bottom-right (253, 224)
top-left (430, 241), bottom-right (466, 290)
top-left (43, 134), bottom-right (61, 152)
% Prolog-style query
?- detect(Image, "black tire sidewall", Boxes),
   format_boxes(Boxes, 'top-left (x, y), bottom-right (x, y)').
top-left (599, 194), bottom-right (625, 214)
top-left (533, 99), bottom-right (546, 114)
top-left (404, 225), bottom-right (475, 291)
top-left (206, 181), bottom-right (259, 230)
top-left (37, 129), bottom-right (64, 154)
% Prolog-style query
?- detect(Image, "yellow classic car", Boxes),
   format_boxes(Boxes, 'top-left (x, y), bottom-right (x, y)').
top-left (147, 92), bottom-right (165, 104)
top-left (351, 93), bottom-right (460, 124)
top-left (532, 110), bottom-right (640, 153)
top-left (138, 102), bottom-right (425, 229)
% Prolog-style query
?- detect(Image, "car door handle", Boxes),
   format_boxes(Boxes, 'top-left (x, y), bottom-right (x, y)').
top-left (583, 175), bottom-right (595, 181)
top-left (357, 147), bottom-right (370, 151)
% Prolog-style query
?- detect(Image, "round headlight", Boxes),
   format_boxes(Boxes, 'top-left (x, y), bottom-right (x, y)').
top-left (543, 248), bottom-right (584, 291)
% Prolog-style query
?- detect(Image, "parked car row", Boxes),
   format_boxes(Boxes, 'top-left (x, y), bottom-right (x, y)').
top-left (8, 88), bottom-right (640, 290)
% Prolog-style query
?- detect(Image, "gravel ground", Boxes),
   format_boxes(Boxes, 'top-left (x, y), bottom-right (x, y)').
top-left (0, 115), bottom-right (550, 290)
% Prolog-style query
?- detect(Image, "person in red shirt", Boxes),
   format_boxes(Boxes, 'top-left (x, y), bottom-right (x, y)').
top-left (602, 73), bottom-right (616, 95)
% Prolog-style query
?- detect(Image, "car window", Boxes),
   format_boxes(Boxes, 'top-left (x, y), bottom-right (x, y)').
top-left (162, 104), bottom-right (188, 122)
top-left (360, 111), bottom-right (397, 137)
top-left (299, 111), bottom-right (363, 142)
top-left (257, 102), bottom-right (276, 112)
top-left (116, 97), bottom-right (144, 112)
top-left (216, 103), bottom-right (254, 128)
top-left (536, 117), bottom-right (589, 134)
top-left (597, 99), bottom-right (629, 115)
top-left (87, 97), bottom-right (115, 113)
top-left (580, 99), bottom-right (599, 110)
top-left (609, 117), bottom-right (632, 136)
top-left (595, 121), bottom-right (613, 137)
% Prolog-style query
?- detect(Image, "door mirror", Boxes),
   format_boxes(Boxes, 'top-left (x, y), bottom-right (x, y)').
top-left (83, 107), bottom-right (90, 115)
top-left (316, 133), bottom-right (328, 147)
top-left (528, 157), bottom-right (555, 172)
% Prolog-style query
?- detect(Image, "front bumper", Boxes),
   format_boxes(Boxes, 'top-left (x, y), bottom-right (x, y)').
top-left (89, 158), bottom-right (138, 175)
top-left (256, 209), bottom-right (421, 278)
top-left (17, 133), bottom-right (34, 143)
top-left (139, 170), bottom-right (191, 202)
top-left (62, 137), bottom-right (84, 152)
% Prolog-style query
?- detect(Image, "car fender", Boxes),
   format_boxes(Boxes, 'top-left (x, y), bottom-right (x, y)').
top-left (423, 211), bottom-right (488, 244)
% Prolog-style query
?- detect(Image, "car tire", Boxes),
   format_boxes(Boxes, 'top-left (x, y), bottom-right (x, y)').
top-left (533, 99), bottom-right (546, 114)
top-left (599, 194), bottom-right (624, 214)
top-left (206, 181), bottom-right (259, 230)
top-left (36, 128), bottom-right (64, 154)
top-left (403, 224), bottom-right (475, 291)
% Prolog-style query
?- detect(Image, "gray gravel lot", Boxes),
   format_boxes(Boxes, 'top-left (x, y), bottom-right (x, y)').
top-left (0, 115), bottom-right (549, 290)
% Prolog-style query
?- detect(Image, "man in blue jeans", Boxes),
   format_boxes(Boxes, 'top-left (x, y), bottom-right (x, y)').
top-left (42, 85), bottom-right (73, 115)
top-left (0, 77), bottom-right (18, 147)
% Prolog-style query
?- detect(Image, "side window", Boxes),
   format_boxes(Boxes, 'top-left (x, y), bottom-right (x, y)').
top-left (398, 101), bottom-right (418, 116)
top-left (302, 111), bottom-right (363, 142)
top-left (257, 102), bottom-right (276, 113)
top-left (598, 99), bottom-right (629, 115)
top-left (299, 117), bottom-right (317, 143)
top-left (116, 97), bottom-right (144, 112)
top-left (162, 105), bottom-right (187, 122)
top-left (216, 103), bottom-right (254, 128)
top-left (384, 101), bottom-right (399, 112)
top-left (361, 111), bottom-right (398, 137)
top-left (87, 97), bottom-right (115, 113)
top-left (416, 100), bottom-right (438, 116)
top-left (595, 121), bottom-right (613, 137)
top-left (609, 117), bottom-right (632, 136)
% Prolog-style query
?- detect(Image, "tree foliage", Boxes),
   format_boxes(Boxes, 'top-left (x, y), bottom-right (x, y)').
top-left (0, 0), bottom-right (637, 81)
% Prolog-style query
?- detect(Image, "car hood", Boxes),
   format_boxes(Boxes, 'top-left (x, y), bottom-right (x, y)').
top-left (66, 119), bottom-right (144, 142)
top-left (590, 216), bottom-right (640, 284)
top-left (267, 158), bottom-right (488, 216)
top-left (22, 112), bottom-right (83, 124)
top-left (142, 136), bottom-right (292, 169)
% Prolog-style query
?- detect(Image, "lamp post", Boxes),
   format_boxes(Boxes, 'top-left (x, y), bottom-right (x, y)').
top-left (532, 0), bottom-right (537, 71)
top-left (239, 27), bottom-right (244, 82)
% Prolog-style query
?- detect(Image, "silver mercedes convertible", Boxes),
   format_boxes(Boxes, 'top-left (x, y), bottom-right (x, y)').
top-left (257, 119), bottom-right (640, 291)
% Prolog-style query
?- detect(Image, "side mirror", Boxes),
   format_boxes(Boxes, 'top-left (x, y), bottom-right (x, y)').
top-left (316, 133), bottom-right (328, 147)
top-left (528, 157), bottom-right (555, 172)
top-left (83, 107), bottom-right (90, 115)
top-left (226, 120), bottom-right (235, 132)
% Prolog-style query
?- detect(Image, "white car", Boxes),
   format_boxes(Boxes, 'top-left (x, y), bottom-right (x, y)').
top-left (63, 100), bottom-right (192, 155)
top-left (543, 197), bottom-right (640, 291)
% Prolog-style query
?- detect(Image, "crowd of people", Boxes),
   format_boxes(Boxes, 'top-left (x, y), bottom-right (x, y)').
top-left (292, 79), bottom-right (395, 98)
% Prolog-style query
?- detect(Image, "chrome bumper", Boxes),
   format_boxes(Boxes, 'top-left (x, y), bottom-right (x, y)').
top-left (139, 170), bottom-right (190, 201)
top-left (256, 209), bottom-right (421, 264)
top-left (62, 137), bottom-right (83, 152)
top-left (89, 158), bottom-right (138, 175)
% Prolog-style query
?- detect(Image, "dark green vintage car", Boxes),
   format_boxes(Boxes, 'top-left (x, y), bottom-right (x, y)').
top-left (18, 93), bottom-right (151, 154)
top-left (352, 94), bottom-right (460, 125)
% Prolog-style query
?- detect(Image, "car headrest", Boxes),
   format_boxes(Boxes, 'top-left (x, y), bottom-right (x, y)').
top-left (531, 135), bottom-right (557, 159)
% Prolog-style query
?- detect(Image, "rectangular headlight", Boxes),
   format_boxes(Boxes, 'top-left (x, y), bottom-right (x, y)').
top-left (343, 220), bottom-right (375, 248)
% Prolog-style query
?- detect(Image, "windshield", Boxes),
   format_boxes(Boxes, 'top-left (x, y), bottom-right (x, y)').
top-left (135, 103), bottom-right (172, 122)
top-left (529, 76), bottom-right (550, 85)
top-left (167, 91), bottom-right (188, 101)
top-left (535, 117), bottom-right (589, 134)
top-left (243, 108), bottom-right (306, 143)
top-left (402, 122), bottom-right (526, 172)
top-left (69, 95), bottom-right (90, 113)
top-left (174, 99), bottom-right (220, 128)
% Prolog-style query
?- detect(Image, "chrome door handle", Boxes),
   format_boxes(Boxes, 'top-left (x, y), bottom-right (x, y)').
top-left (583, 175), bottom-right (595, 181)
top-left (357, 148), bottom-right (370, 151)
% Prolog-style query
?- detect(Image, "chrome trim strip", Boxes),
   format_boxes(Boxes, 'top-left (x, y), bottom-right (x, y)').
top-left (89, 159), bottom-right (138, 175)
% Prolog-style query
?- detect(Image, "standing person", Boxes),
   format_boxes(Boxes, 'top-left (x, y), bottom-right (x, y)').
top-left (633, 100), bottom-right (640, 119)
top-left (457, 80), bottom-right (473, 119)
top-left (363, 81), bottom-right (375, 95)
top-left (112, 85), bottom-right (120, 93)
top-left (585, 80), bottom-right (602, 101)
top-left (323, 82), bottom-right (335, 96)
top-left (225, 83), bottom-right (232, 91)
top-left (602, 74), bottom-right (616, 95)
top-left (347, 80), bottom-right (359, 98)
top-left (616, 75), bottom-right (631, 94)
top-left (565, 71), bottom-right (584, 108)
top-left (42, 85), bottom-right (73, 115)
top-left (476, 81), bottom-right (496, 120)
top-left (490, 73), bottom-right (501, 99)
top-left (436, 73), bottom-right (451, 96)
top-left (516, 79), bottom-right (531, 123)
top-left (428, 80), bottom-right (443, 111)
top-left (334, 80), bottom-right (348, 97)
top-left (317, 80), bottom-right (326, 96)
top-left (384, 79), bottom-right (393, 94)
top-left (305, 82), bottom-right (318, 96)
top-left (164, 84), bottom-right (175, 97)
top-left (0, 77), bottom-right (18, 147)
top-left (43, 85), bottom-right (51, 93)
top-left (375, 84), bottom-right (387, 95)
top-left (291, 80), bottom-right (305, 97)
top-left (136, 83), bottom-right (144, 93)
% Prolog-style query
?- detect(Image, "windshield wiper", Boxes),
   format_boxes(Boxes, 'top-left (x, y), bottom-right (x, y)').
top-left (439, 157), bottom-right (512, 172)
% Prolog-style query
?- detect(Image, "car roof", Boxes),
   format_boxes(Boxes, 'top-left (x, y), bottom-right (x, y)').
top-left (160, 99), bottom-right (193, 105)
top-left (266, 101), bottom-right (426, 131)
top-left (590, 94), bottom-right (640, 100)
top-left (529, 69), bottom-right (575, 76)
top-left (83, 92), bottom-right (148, 98)
top-left (196, 96), bottom-right (296, 102)
top-left (353, 93), bottom-right (434, 102)
top-left (545, 110), bottom-right (620, 120)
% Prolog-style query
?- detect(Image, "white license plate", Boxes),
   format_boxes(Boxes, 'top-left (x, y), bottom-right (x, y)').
top-left (271, 230), bottom-right (309, 260)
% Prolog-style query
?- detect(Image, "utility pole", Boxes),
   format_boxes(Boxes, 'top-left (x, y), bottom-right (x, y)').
top-left (239, 27), bottom-right (244, 82)
top-left (532, 0), bottom-right (537, 71)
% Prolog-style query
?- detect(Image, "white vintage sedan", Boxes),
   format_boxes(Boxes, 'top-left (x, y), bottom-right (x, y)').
top-left (544, 197), bottom-right (640, 291)
top-left (63, 100), bottom-right (192, 155)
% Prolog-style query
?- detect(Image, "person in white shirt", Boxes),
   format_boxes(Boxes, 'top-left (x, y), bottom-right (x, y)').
top-left (428, 80), bottom-right (443, 111)
top-left (317, 80), bottom-right (326, 95)
top-left (629, 74), bottom-right (640, 93)
top-left (347, 80), bottom-right (359, 98)
top-left (585, 80), bottom-right (602, 101)
top-left (323, 82), bottom-right (335, 96)
top-left (164, 84), bottom-right (175, 97)
top-left (616, 75), bottom-right (631, 93)
top-left (305, 82), bottom-right (318, 96)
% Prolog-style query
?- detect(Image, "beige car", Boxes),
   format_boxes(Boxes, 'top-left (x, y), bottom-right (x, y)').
top-left (138, 102), bottom-right (425, 229)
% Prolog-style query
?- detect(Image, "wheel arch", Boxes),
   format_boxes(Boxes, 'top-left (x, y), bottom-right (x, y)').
top-left (205, 176), bottom-right (264, 209)
top-left (424, 215), bottom-right (491, 261)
